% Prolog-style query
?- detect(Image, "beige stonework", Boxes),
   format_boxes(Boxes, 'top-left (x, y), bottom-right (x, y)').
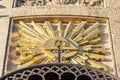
top-left (0, 0), bottom-right (120, 77)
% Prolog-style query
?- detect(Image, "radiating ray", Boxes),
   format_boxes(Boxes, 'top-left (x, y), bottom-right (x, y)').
top-left (31, 21), bottom-right (49, 39)
top-left (65, 38), bottom-right (79, 49)
top-left (16, 55), bottom-right (33, 65)
top-left (89, 38), bottom-right (101, 44)
top-left (40, 59), bottom-right (50, 64)
top-left (44, 21), bottom-right (55, 38)
top-left (20, 21), bottom-right (48, 42)
top-left (63, 21), bottom-right (73, 37)
top-left (77, 54), bottom-right (88, 60)
top-left (69, 21), bottom-right (86, 39)
top-left (18, 30), bottom-right (44, 45)
top-left (82, 45), bottom-right (92, 51)
top-left (13, 21), bottom-right (110, 71)
top-left (44, 51), bottom-right (56, 61)
top-left (83, 22), bottom-right (99, 36)
top-left (79, 40), bottom-right (89, 45)
top-left (18, 61), bottom-right (34, 69)
top-left (71, 58), bottom-right (78, 64)
top-left (73, 57), bottom-right (86, 65)
top-left (57, 21), bottom-right (63, 36)
top-left (87, 59), bottom-right (107, 71)
top-left (83, 28), bottom-right (100, 40)
top-left (73, 28), bottom-right (85, 42)
top-left (19, 29), bottom-right (45, 41)
top-left (20, 21), bottom-right (41, 36)
top-left (63, 51), bottom-right (78, 59)
top-left (82, 53), bottom-right (105, 60)
top-left (33, 54), bottom-right (46, 63)
top-left (90, 47), bottom-right (106, 55)
top-left (16, 40), bottom-right (42, 48)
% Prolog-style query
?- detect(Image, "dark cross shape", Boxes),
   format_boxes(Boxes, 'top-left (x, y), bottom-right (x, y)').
top-left (56, 40), bottom-right (63, 63)
top-left (57, 45), bottom-right (61, 63)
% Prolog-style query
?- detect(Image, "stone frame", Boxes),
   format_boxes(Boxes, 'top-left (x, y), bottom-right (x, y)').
top-left (2, 16), bottom-right (116, 75)
top-left (0, 0), bottom-right (120, 77)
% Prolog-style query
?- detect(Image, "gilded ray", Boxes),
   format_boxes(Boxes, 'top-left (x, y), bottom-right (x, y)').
top-left (13, 20), bottom-right (110, 71)
top-left (18, 30), bottom-right (44, 44)
top-left (63, 21), bottom-right (74, 37)
top-left (57, 21), bottom-right (63, 36)
top-left (74, 57), bottom-right (86, 65)
top-left (83, 28), bottom-right (100, 40)
top-left (45, 21), bottom-right (55, 38)
top-left (71, 58), bottom-right (78, 64)
top-left (83, 53), bottom-right (105, 61)
top-left (87, 59), bottom-right (107, 71)
top-left (73, 28), bottom-right (85, 42)
top-left (20, 21), bottom-right (39, 35)
top-left (19, 29), bottom-right (45, 42)
top-left (70, 21), bottom-right (86, 39)
top-left (16, 55), bottom-right (33, 65)
top-left (31, 21), bottom-right (49, 39)
top-left (83, 22), bottom-right (99, 36)
top-left (63, 51), bottom-right (78, 59)
top-left (18, 60), bottom-right (35, 69)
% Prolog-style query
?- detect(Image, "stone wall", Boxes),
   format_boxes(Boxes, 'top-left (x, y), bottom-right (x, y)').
top-left (0, 0), bottom-right (120, 77)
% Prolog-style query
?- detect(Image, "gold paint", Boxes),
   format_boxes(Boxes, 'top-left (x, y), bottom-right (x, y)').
top-left (12, 20), bottom-right (109, 72)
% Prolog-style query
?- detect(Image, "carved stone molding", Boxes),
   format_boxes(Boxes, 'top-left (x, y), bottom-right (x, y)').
top-left (52, 0), bottom-right (77, 4)
top-left (15, 0), bottom-right (104, 7)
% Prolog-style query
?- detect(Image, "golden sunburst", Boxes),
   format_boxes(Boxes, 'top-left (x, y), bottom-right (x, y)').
top-left (11, 20), bottom-right (110, 72)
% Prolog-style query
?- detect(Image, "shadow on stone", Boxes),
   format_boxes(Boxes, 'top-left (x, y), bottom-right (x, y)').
top-left (0, 5), bottom-right (6, 9)
top-left (0, 15), bottom-right (9, 18)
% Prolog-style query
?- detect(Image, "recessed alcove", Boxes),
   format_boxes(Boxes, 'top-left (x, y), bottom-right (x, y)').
top-left (4, 16), bottom-right (115, 75)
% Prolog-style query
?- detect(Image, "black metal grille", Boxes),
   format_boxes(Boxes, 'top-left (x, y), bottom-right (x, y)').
top-left (0, 64), bottom-right (119, 80)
